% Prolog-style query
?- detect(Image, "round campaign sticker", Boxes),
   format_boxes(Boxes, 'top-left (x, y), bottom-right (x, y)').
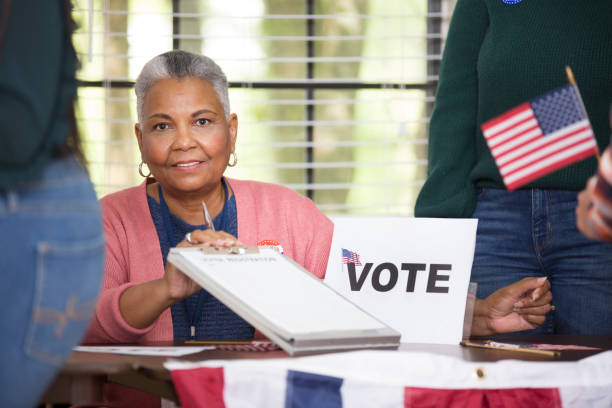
top-left (501, 0), bottom-right (523, 4)
top-left (257, 239), bottom-right (284, 255)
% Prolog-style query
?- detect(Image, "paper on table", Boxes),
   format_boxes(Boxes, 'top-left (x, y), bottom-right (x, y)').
top-left (73, 346), bottom-right (214, 356)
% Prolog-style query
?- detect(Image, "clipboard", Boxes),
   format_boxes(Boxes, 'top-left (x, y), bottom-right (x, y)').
top-left (167, 246), bottom-right (401, 355)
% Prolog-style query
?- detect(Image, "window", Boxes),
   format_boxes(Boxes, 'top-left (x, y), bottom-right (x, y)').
top-left (72, 0), bottom-right (455, 215)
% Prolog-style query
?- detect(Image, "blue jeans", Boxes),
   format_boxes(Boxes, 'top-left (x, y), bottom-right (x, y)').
top-left (471, 188), bottom-right (612, 334)
top-left (0, 156), bottom-right (104, 407)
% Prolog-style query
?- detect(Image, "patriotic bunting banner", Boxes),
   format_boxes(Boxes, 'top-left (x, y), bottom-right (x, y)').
top-left (166, 349), bottom-right (612, 408)
top-left (481, 84), bottom-right (598, 191)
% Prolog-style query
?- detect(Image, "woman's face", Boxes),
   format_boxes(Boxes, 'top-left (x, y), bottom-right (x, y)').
top-left (136, 77), bottom-right (237, 195)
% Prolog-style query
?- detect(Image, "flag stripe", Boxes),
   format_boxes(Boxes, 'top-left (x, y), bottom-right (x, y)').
top-left (559, 386), bottom-right (612, 408)
top-left (482, 103), bottom-right (532, 136)
top-left (491, 127), bottom-right (543, 157)
top-left (405, 388), bottom-right (563, 408)
top-left (487, 118), bottom-right (539, 148)
top-left (506, 151), bottom-right (596, 191)
top-left (505, 143), bottom-right (598, 189)
top-left (286, 370), bottom-right (343, 408)
top-left (224, 365), bottom-right (286, 408)
top-left (496, 124), bottom-right (590, 165)
top-left (502, 139), bottom-right (595, 186)
top-left (498, 128), bottom-right (594, 175)
top-left (341, 379), bottom-right (404, 408)
top-left (504, 140), bottom-right (597, 183)
top-left (493, 119), bottom-right (589, 160)
top-left (169, 366), bottom-right (226, 408)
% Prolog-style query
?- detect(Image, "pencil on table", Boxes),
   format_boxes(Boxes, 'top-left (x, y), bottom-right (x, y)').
top-left (460, 340), bottom-right (560, 357)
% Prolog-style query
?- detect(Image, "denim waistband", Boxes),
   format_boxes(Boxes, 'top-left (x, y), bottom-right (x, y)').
top-left (476, 187), bottom-right (581, 202)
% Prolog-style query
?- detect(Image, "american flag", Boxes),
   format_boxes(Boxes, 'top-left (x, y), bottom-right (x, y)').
top-left (481, 84), bottom-right (598, 191)
top-left (341, 248), bottom-right (362, 266)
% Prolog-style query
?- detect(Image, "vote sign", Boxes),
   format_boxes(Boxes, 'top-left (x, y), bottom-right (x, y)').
top-left (324, 217), bottom-right (477, 344)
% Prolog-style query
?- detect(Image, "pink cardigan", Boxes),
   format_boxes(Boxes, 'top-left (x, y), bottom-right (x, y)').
top-left (85, 178), bottom-right (333, 343)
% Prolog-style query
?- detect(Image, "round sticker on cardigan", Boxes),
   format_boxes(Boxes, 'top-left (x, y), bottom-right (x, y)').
top-left (501, 0), bottom-right (522, 4)
top-left (257, 239), bottom-right (284, 255)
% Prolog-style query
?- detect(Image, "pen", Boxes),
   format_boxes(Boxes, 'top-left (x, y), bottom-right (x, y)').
top-left (460, 340), bottom-right (560, 357)
top-left (202, 201), bottom-right (215, 231)
top-left (185, 340), bottom-right (252, 345)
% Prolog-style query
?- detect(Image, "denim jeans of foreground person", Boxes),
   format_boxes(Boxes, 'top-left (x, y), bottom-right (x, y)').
top-left (471, 188), bottom-right (612, 335)
top-left (0, 156), bottom-right (104, 408)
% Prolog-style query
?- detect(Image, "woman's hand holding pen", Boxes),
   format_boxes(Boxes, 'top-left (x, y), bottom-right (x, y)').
top-left (471, 277), bottom-right (553, 336)
top-left (164, 229), bottom-right (243, 302)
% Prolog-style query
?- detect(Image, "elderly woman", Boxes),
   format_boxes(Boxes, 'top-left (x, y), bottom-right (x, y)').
top-left (85, 50), bottom-right (332, 346)
top-left (85, 50), bottom-right (551, 406)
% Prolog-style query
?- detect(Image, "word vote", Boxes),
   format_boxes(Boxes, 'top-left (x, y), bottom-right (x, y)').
top-left (347, 262), bottom-right (452, 293)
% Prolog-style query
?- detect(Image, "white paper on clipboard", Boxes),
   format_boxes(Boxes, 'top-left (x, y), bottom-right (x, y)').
top-left (167, 246), bottom-right (400, 355)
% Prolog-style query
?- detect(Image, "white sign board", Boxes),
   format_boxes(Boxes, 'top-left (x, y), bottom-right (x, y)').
top-left (324, 217), bottom-right (477, 344)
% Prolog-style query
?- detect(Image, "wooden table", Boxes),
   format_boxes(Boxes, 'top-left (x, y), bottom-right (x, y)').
top-left (40, 335), bottom-right (612, 406)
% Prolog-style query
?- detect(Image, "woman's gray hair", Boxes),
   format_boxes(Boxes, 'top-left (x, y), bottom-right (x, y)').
top-left (135, 50), bottom-right (230, 123)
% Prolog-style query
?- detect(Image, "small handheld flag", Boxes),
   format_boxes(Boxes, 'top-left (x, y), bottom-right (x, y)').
top-left (481, 77), bottom-right (598, 191)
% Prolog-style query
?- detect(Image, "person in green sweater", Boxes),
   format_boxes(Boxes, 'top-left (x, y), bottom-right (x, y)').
top-left (415, 0), bottom-right (612, 334)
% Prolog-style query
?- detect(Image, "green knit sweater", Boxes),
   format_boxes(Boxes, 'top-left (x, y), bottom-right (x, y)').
top-left (415, 0), bottom-right (612, 218)
top-left (0, 1), bottom-right (78, 188)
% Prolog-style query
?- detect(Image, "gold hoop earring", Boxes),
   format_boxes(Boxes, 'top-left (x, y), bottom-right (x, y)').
top-left (228, 152), bottom-right (237, 167)
top-left (138, 161), bottom-right (151, 178)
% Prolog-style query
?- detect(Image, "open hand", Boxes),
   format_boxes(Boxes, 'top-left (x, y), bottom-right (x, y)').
top-left (472, 277), bottom-right (552, 336)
